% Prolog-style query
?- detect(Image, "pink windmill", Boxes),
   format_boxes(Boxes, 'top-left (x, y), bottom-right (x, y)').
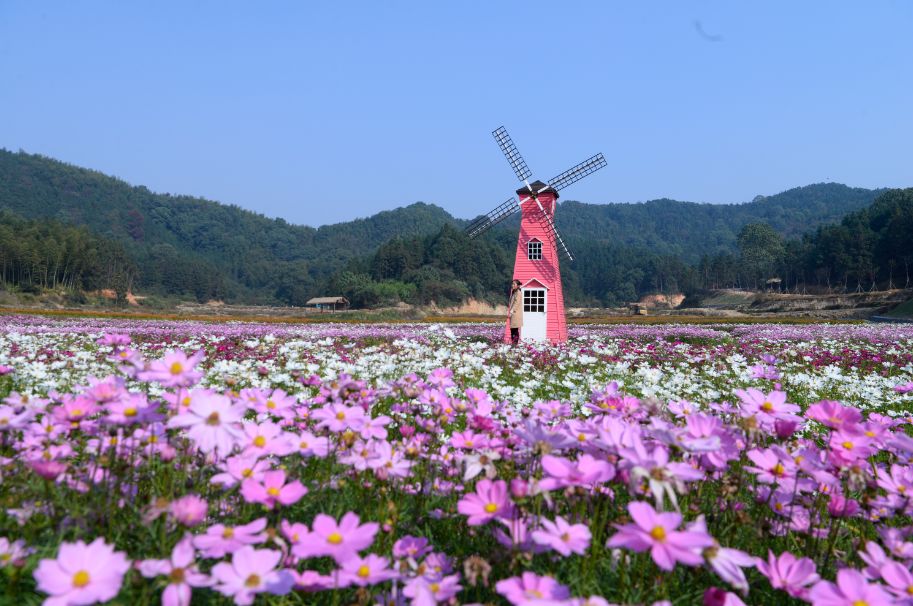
top-left (465, 126), bottom-right (606, 343)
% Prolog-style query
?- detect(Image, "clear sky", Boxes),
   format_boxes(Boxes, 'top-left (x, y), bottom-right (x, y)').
top-left (2, 1), bottom-right (912, 227)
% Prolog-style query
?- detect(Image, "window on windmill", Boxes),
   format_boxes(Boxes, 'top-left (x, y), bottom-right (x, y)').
top-left (523, 289), bottom-right (545, 313)
top-left (527, 240), bottom-right (542, 260)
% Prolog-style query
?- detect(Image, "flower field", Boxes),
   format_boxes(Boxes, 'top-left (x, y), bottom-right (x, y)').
top-left (1, 315), bottom-right (913, 606)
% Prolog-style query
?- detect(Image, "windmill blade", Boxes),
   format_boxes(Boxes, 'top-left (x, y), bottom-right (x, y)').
top-left (464, 198), bottom-right (521, 240)
top-left (541, 212), bottom-right (575, 261)
top-left (492, 126), bottom-right (533, 182)
top-left (547, 153), bottom-right (607, 191)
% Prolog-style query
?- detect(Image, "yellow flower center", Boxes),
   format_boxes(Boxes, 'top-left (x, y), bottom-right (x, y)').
top-left (124, 408), bottom-right (137, 417)
top-left (244, 574), bottom-right (261, 588)
top-left (772, 463), bottom-right (786, 476)
top-left (170, 362), bottom-right (183, 375)
top-left (181, 396), bottom-right (191, 407)
top-left (761, 401), bottom-right (774, 412)
top-left (484, 503), bottom-right (498, 513)
top-left (843, 441), bottom-right (854, 450)
top-left (327, 532), bottom-right (343, 545)
top-left (222, 527), bottom-right (234, 539)
top-left (300, 441), bottom-right (309, 449)
top-left (206, 412), bottom-right (220, 426)
top-left (253, 436), bottom-right (266, 448)
top-left (336, 411), bottom-right (346, 420)
top-left (358, 565), bottom-right (371, 578)
top-left (242, 468), bottom-right (253, 478)
top-left (852, 601), bottom-right (869, 606)
top-left (72, 570), bottom-right (90, 587)
top-left (148, 435), bottom-right (158, 444)
top-left (430, 583), bottom-right (440, 593)
top-left (267, 487), bottom-right (280, 496)
top-left (72, 409), bottom-right (83, 417)
top-left (560, 532), bottom-right (571, 542)
top-left (650, 526), bottom-right (666, 541)
top-left (266, 400), bottom-right (276, 409)
top-left (865, 431), bottom-right (875, 438)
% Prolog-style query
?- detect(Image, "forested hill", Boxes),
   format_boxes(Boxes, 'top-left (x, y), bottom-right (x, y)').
top-left (556, 183), bottom-right (882, 264)
top-left (0, 149), bottom-right (885, 305)
top-left (0, 149), bottom-right (454, 302)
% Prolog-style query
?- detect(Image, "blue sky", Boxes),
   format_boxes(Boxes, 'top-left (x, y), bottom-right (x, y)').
top-left (1, 2), bottom-right (911, 226)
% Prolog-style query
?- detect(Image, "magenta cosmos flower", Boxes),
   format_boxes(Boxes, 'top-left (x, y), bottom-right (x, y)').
top-left (138, 349), bottom-right (204, 388)
top-left (457, 479), bottom-right (515, 526)
top-left (193, 518), bottom-right (268, 558)
top-left (337, 553), bottom-right (398, 587)
top-left (495, 571), bottom-right (571, 605)
top-left (807, 568), bottom-right (893, 606)
top-left (34, 537), bottom-right (131, 606)
top-left (293, 512), bottom-right (379, 563)
top-left (211, 545), bottom-right (294, 605)
top-left (607, 501), bottom-right (713, 571)
top-left (531, 516), bottom-right (591, 556)
top-left (167, 391), bottom-right (246, 456)
top-left (139, 534), bottom-right (213, 606)
top-left (240, 469), bottom-right (307, 509)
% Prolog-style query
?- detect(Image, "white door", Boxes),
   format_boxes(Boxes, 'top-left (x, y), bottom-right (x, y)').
top-left (522, 288), bottom-right (547, 341)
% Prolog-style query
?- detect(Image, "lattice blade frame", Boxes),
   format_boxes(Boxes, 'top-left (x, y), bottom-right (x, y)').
top-left (492, 126), bottom-right (532, 182)
top-left (464, 198), bottom-right (520, 240)
top-left (547, 153), bottom-right (607, 191)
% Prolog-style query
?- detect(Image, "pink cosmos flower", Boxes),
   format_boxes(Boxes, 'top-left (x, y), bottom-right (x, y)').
top-left (745, 447), bottom-right (796, 484)
top-left (687, 516), bottom-right (754, 594)
top-left (138, 349), bottom-right (205, 388)
top-left (539, 454), bottom-right (615, 491)
top-left (139, 534), bottom-right (213, 606)
top-left (211, 545), bottom-right (294, 605)
top-left (807, 400), bottom-right (863, 430)
top-left (735, 388), bottom-right (800, 426)
top-left (457, 479), bottom-right (515, 526)
top-left (241, 421), bottom-right (297, 457)
top-left (33, 537), bottom-right (131, 606)
top-left (403, 574), bottom-right (462, 604)
top-left (296, 431), bottom-right (331, 458)
top-left (167, 392), bottom-right (246, 456)
top-left (879, 560), bottom-right (913, 601)
top-left (240, 469), bottom-right (307, 509)
top-left (311, 403), bottom-right (365, 433)
top-left (754, 550), bottom-right (820, 599)
top-left (337, 554), bottom-right (398, 587)
top-left (169, 494), bottom-right (208, 527)
top-left (531, 516), bottom-right (591, 556)
top-left (293, 512), bottom-right (379, 563)
top-left (703, 587), bottom-right (747, 606)
top-left (210, 455), bottom-right (270, 489)
top-left (495, 572), bottom-right (571, 605)
top-left (193, 518), bottom-right (268, 558)
top-left (0, 537), bottom-right (31, 567)
top-left (607, 501), bottom-right (714, 571)
top-left (808, 568), bottom-right (893, 606)
top-left (894, 382), bottom-right (913, 394)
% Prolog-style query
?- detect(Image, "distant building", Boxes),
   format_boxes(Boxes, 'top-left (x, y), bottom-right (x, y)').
top-left (305, 296), bottom-right (350, 312)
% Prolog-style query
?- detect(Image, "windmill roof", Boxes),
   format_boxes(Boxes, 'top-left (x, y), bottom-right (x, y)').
top-left (516, 180), bottom-right (559, 199)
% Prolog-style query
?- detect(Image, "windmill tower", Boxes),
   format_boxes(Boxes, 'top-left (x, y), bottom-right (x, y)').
top-left (465, 126), bottom-right (606, 344)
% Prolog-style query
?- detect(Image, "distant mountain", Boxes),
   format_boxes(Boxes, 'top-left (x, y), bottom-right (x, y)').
top-left (549, 183), bottom-right (884, 264)
top-left (0, 149), bottom-right (885, 305)
top-left (0, 149), bottom-right (455, 303)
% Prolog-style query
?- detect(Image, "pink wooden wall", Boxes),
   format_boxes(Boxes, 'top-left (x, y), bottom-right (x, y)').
top-left (503, 190), bottom-right (568, 343)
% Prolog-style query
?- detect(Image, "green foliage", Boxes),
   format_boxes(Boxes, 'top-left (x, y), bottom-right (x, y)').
top-left (0, 210), bottom-right (135, 294)
top-left (0, 148), bottom-right (895, 308)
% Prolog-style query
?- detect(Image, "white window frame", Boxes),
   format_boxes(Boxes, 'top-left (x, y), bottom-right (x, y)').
top-left (527, 239), bottom-right (542, 261)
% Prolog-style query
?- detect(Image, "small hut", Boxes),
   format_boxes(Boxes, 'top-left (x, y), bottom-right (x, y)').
top-left (765, 278), bottom-right (782, 292)
top-left (306, 296), bottom-right (350, 312)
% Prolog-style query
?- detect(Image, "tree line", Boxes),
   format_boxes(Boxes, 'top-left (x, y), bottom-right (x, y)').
top-left (0, 211), bottom-right (136, 300)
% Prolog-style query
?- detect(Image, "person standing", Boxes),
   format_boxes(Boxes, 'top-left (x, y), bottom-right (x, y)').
top-left (508, 279), bottom-right (523, 345)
